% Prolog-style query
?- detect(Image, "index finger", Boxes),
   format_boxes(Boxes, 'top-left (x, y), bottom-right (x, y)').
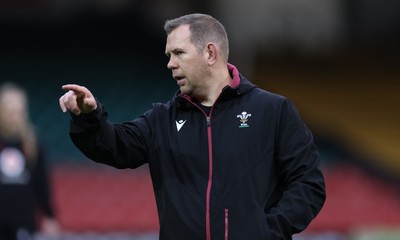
top-left (62, 84), bottom-right (87, 96)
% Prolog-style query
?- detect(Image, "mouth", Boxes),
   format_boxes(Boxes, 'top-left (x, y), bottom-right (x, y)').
top-left (174, 76), bottom-right (186, 86)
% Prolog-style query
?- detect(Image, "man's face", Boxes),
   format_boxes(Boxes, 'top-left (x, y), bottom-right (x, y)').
top-left (165, 25), bottom-right (208, 97)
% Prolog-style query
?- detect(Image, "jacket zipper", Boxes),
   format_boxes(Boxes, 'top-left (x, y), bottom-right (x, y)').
top-left (180, 96), bottom-right (215, 240)
top-left (225, 208), bottom-right (229, 240)
top-left (206, 115), bottom-right (213, 240)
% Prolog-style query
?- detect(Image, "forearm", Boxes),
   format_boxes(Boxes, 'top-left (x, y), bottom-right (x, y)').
top-left (69, 100), bottom-right (148, 168)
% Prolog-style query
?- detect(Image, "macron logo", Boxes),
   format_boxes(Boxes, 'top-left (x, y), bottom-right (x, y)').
top-left (175, 120), bottom-right (187, 132)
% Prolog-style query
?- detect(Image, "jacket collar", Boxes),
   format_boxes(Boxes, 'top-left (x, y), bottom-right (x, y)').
top-left (174, 63), bottom-right (257, 109)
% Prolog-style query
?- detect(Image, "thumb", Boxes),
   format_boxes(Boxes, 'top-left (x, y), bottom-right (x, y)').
top-left (79, 95), bottom-right (97, 114)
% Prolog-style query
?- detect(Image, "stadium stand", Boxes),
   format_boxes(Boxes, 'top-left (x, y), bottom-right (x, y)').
top-left (254, 56), bottom-right (400, 179)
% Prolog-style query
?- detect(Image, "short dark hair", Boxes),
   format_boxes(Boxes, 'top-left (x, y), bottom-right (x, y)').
top-left (164, 13), bottom-right (229, 62)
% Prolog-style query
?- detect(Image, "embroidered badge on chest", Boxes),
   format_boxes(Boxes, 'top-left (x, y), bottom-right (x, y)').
top-left (237, 111), bottom-right (252, 128)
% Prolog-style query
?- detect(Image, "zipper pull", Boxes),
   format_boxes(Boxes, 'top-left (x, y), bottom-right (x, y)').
top-left (206, 116), bottom-right (211, 127)
top-left (225, 208), bottom-right (229, 240)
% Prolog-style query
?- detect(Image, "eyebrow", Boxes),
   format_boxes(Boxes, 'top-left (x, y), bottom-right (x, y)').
top-left (165, 48), bottom-right (184, 57)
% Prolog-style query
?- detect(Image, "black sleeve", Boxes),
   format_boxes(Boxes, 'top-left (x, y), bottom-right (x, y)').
top-left (68, 99), bottom-right (151, 169)
top-left (266, 98), bottom-right (326, 239)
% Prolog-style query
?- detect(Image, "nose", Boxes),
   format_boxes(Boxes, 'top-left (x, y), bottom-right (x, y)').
top-left (167, 56), bottom-right (178, 70)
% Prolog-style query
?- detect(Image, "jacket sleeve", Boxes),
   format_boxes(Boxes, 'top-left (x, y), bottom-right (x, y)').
top-left (266, 98), bottom-right (326, 239)
top-left (68, 99), bottom-right (152, 169)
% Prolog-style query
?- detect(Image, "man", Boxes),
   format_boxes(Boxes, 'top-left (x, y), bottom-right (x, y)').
top-left (59, 13), bottom-right (325, 240)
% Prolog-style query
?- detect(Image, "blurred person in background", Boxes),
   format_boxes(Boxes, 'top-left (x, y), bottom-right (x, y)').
top-left (59, 13), bottom-right (325, 240)
top-left (0, 82), bottom-right (60, 240)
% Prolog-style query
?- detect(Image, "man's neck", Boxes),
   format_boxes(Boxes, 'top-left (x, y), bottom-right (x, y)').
top-left (199, 66), bottom-right (232, 106)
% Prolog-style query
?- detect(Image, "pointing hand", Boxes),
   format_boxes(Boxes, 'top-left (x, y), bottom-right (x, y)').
top-left (59, 84), bottom-right (97, 115)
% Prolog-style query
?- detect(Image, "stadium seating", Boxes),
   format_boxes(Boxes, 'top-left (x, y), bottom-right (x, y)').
top-left (47, 162), bottom-right (400, 236)
top-left (254, 62), bottom-right (400, 178)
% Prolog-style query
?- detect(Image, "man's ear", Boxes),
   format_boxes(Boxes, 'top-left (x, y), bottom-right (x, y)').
top-left (205, 43), bottom-right (218, 65)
